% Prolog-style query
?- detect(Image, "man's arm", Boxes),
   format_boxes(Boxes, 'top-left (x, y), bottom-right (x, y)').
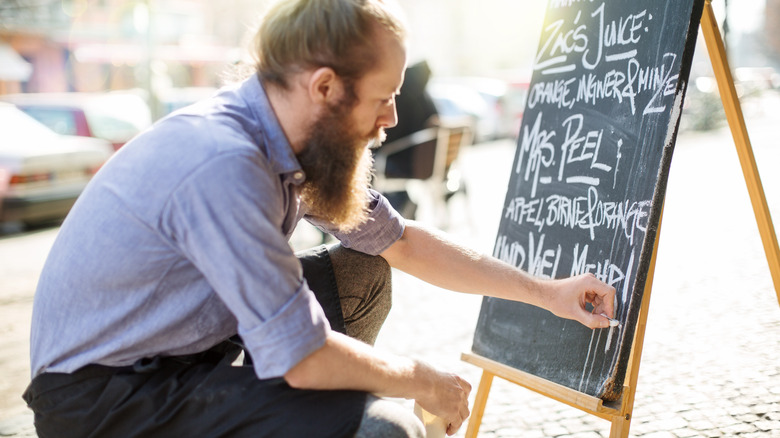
top-left (380, 220), bottom-right (617, 329)
top-left (285, 220), bottom-right (614, 436)
top-left (284, 331), bottom-right (471, 435)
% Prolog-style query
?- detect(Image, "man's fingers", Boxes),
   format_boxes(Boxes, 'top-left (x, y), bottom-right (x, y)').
top-left (458, 376), bottom-right (472, 396)
top-left (442, 377), bottom-right (471, 435)
top-left (447, 415), bottom-right (465, 436)
top-left (591, 301), bottom-right (611, 318)
top-left (578, 308), bottom-right (612, 329)
top-left (582, 275), bottom-right (616, 317)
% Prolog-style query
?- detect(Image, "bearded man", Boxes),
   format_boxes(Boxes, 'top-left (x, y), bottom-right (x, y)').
top-left (24, 0), bottom-right (617, 437)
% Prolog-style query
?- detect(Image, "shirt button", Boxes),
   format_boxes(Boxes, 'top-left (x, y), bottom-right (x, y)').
top-left (293, 171), bottom-right (305, 181)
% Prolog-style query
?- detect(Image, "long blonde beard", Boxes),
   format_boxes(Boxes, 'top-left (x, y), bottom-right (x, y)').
top-left (300, 148), bottom-right (374, 233)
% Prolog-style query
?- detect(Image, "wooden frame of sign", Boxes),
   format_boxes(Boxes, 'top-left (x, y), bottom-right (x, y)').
top-left (462, 0), bottom-right (780, 437)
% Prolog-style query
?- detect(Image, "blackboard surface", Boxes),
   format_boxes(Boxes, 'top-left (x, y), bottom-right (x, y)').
top-left (472, 0), bottom-right (705, 401)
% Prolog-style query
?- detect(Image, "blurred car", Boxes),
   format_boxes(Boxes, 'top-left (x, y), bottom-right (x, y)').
top-left (502, 79), bottom-right (530, 139)
top-left (428, 79), bottom-right (495, 143)
top-left (427, 76), bottom-right (530, 142)
top-left (0, 103), bottom-right (114, 225)
top-left (0, 91), bottom-right (152, 151)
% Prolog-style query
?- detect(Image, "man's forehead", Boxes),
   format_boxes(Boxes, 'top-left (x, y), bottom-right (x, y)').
top-left (368, 37), bottom-right (407, 92)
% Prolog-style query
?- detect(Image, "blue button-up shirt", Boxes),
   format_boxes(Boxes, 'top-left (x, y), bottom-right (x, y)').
top-left (29, 75), bottom-right (405, 379)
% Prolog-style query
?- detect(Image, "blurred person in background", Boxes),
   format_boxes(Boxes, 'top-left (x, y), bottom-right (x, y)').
top-left (377, 59), bottom-right (439, 218)
top-left (23, 0), bottom-right (617, 437)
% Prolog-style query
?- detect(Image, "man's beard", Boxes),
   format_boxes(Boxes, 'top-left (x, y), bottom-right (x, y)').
top-left (297, 98), bottom-right (384, 233)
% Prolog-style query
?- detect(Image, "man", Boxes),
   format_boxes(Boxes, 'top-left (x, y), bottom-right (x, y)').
top-left (24, 0), bottom-right (616, 437)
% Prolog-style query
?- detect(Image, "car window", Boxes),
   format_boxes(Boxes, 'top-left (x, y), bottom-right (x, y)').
top-left (19, 107), bottom-right (79, 136)
top-left (0, 105), bottom-right (59, 144)
top-left (83, 94), bottom-right (152, 142)
top-left (85, 114), bottom-right (140, 143)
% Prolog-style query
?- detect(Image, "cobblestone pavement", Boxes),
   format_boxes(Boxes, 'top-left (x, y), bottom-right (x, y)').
top-left (2, 99), bottom-right (780, 437)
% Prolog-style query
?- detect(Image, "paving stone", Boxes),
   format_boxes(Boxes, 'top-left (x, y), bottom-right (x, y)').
top-left (753, 419), bottom-right (780, 432)
top-left (727, 404), bottom-right (753, 417)
top-left (670, 428), bottom-right (701, 438)
top-left (681, 410), bottom-right (708, 423)
top-left (561, 418), bottom-right (596, 434)
top-left (740, 433), bottom-right (773, 438)
top-left (640, 432), bottom-right (677, 438)
top-left (569, 432), bottom-right (604, 438)
top-left (688, 420), bottom-right (715, 432)
top-left (644, 417), bottom-right (689, 432)
top-left (541, 423), bottom-right (569, 437)
top-left (0, 412), bottom-right (35, 438)
top-left (721, 422), bottom-right (758, 435)
top-left (735, 413), bottom-right (761, 423)
top-left (751, 403), bottom-right (778, 416)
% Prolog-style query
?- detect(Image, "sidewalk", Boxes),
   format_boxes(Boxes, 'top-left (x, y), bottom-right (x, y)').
top-left (1, 106), bottom-right (780, 436)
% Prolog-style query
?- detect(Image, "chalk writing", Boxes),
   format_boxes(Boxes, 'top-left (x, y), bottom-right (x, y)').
top-left (474, 0), bottom-right (699, 401)
top-left (503, 190), bottom-right (651, 244)
top-left (493, 233), bottom-right (562, 279)
top-left (536, 5), bottom-right (651, 73)
top-left (516, 112), bottom-right (624, 200)
top-left (528, 52), bottom-right (680, 115)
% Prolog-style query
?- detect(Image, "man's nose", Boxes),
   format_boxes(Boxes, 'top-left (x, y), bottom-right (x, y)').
top-left (378, 101), bottom-right (398, 129)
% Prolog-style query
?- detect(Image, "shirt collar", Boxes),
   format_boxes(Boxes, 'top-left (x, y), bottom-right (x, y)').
top-left (239, 74), bottom-right (304, 179)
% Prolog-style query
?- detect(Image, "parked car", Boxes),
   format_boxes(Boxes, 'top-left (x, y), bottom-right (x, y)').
top-left (427, 76), bottom-right (530, 142)
top-left (0, 91), bottom-right (152, 151)
top-left (0, 103), bottom-right (114, 225)
top-left (428, 79), bottom-right (494, 143)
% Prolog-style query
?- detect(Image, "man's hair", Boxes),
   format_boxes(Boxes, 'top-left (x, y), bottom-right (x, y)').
top-left (253, 0), bottom-right (407, 90)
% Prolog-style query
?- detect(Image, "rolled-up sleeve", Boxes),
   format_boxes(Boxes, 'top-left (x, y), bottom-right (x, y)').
top-left (307, 189), bottom-right (405, 256)
top-left (161, 151), bottom-right (329, 379)
top-left (239, 284), bottom-right (329, 378)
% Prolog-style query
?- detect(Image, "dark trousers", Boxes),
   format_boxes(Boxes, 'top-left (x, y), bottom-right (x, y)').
top-left (23, 245), bottom-right (393, 438)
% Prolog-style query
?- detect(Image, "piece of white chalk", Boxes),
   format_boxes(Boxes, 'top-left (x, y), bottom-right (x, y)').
top-left (600, 313), bottom-right (621, 327)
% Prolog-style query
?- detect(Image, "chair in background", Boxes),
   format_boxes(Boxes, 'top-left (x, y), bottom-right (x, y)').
top-left (372, 123), bottom-right (473, 228)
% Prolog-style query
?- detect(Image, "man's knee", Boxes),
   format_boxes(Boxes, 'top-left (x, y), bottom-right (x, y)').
top-left (328, 245), bottom-right (393, 344)
top-left (355, 396), bottom-right (425, 438)
top-left (329, 244), bottom-right (392, 287)
top-left (358, 250), bottom-right (392, 317)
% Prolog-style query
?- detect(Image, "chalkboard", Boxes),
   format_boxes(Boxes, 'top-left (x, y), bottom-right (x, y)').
top-left (472, 0), bottom-right (705, 402)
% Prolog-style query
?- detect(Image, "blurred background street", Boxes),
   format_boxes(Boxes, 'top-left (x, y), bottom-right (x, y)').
top-left (2, 0), bottom-right (780, 436)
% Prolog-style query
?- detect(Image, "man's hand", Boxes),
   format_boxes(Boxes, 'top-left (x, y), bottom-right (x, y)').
top-left (547, 273), bottom-right (617, 329)
top-left (411, 359), bottom-right (471, 436)
top-left (285, 333), bottom-right (472, 435)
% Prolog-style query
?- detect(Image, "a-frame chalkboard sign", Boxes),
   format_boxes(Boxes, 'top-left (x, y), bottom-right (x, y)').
top-left (462, 0), bottom-right (780, 436)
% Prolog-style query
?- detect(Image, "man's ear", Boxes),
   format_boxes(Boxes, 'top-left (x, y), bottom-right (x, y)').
top-left (308, 67), bottom-right (344, 105)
